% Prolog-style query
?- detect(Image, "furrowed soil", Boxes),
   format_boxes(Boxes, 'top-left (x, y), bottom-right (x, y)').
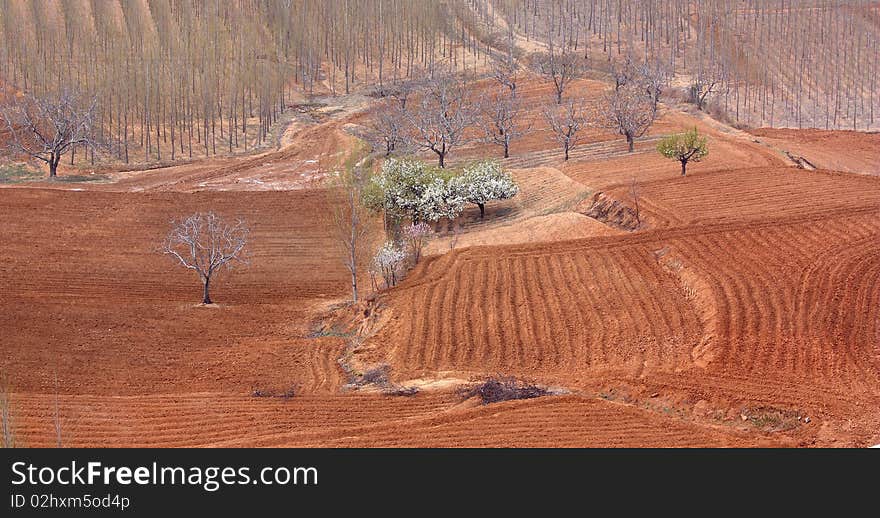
top-left (2, 76), bottom-right (879, 447)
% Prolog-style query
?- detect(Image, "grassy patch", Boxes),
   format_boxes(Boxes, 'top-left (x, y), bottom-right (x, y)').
top-left (53, 173), bottom-right (110, 183)
top-left (0, 164), bottom-right (42, 183)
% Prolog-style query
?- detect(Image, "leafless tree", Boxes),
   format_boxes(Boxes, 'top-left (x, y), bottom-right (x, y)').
top-left (372, 100), bottom-right (407, 156)
top-left (480, 93), bottom-right (528, 158)
top-left (492, 59), bottom-right (519, 99)
top-left (0, 90), bottom-right (99, 178)
top-left (636, 61), bottom-right (668, 115)
top-left (543, 99), bottom-right (588, 161)
top-left (602, 86), bottom-right (656, 152)
top-left (629, 177), bottom-right (642, 229)
top-left (164, 212), bottom-right (249, 305)
top-left (689, 66), bottom-right (727, 111)
top-left (531, 50), bottom-right (585, 104)
top-left (406, 72), bottom-right (475, 168)
top-left (328, 158), bottom-right (376, 303)
top-left (389, 77), bottom-right (421, 110)
top-left (611, 54), bottom-right (637, 91)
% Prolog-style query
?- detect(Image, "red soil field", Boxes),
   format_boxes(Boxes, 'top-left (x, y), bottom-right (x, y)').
top-left (2, 75), bottom-right (879, 448)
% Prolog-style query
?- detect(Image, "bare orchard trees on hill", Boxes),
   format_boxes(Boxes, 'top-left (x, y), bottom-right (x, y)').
top-left (493, 0), bottom-right (879, 131)
top-left (544, 99), bottom-right (588, 161)
top-left (602, 86), bottom-right (656, 152)
top-left (164, 213), bottom-right (249, 305)
top-left (0, 90), bottom-right (99, 178)
top-left (406, 73), bottom-right (476, 168)
top-left (0, 1), bottom-right (503, 167)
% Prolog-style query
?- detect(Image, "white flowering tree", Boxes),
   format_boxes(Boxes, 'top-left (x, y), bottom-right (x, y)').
top-left (365, 157), bottom-right (465, 224)
top-left (455, 161), bottom-right (519, 219)
top-left (371, 242), bottom-right (407, 288)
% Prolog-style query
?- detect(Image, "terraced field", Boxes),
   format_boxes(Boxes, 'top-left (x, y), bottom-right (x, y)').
top-left (2, 71), bottom-right (879, 448)
top-left (361, 161), bottom-right (880, 445)
top-left (11, 393), bottom-right (784, 448)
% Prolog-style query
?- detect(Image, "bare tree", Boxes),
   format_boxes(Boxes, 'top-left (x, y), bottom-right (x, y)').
top-left (543, 99), bottom-right (588, 161)
top-left (629, 177), bottom-right (642, 229)
top-left (611, 54), bottom-right (637, 91)
top-left (689, 66), bottom-right (727, 111)
top-left (491, 59), bottom-right (519, 99)
top-left (406, 72), bottom-right (475, 168)
top-left (164, 212), bottom-right (249, 305)
top-left (389, 77), bottom-right (421, 110)
top-left (602, 86), bottom-right (656, 152)
top-left (328, 155), bottom-right (376, 303)
top-left (531, 49), bottom-right (585, 104)
top-left (0, 90), bottom-right (99, 178)
top-left (635, 61), bottom-right (668, 115)
top-left (372, 100), bottom-right (407, 156)
top-left (480, 93), bottom-right (528, 158)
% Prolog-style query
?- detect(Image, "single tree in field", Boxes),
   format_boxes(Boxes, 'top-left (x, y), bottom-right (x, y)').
top-left (164, 212), bottom-right (249, 305)
top-left (531, 49), bottom-right (584, 104)
top-left (480, 93), bottom-right (528, 158)
top-left (328, 151), bottom-right (376, 303)
top-left (454, 160), bottom-right (519, 219)
top-left (406, 72), bottom-right (475, 168)
top-left (0, 90), bottom-right (99, 178)
top-left (602, 86), bottom-right (656, 152)
top-left (543, 99), bottom-right (587, 161)
top-left (372, 100), bottom-right (406, 156)
top-left (657, 127), bottom-right (709, 176)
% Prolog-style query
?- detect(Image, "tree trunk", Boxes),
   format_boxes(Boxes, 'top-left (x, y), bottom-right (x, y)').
top-left (556, 88), bottom-right (563, 104)
top-left (564, 142), bottom-right (570, 161)
top-left (503, 141), bottom-right (510, 158)
top-left (680, 159), bottom-right (687, 176)
top-left (202, 277), bottom-right (212, 304)
top-left (478, 202), bottom-right (485, 219)
top-left (438, 152), bottom-right (445, 168)
top-left (627, 134), bottom-right (634, 152)
top-left (48, 154), bottom-right (59, 178)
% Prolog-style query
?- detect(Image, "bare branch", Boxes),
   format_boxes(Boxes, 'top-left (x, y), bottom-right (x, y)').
top-left (163, 212), bottom-right (249, 304)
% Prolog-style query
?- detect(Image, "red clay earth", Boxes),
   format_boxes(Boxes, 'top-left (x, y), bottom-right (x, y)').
top-left (2, 76), bottom-right (879, 447)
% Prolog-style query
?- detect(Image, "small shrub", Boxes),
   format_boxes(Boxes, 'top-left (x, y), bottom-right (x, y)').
top-left (458, 376), bottom-right (549, 405)
top-left (402, 222), bottom-right (432, 264)
top-left (252, 386), bottom-right (297, 400)
top-left (383, 386), bottom-right (419, 397)
top-left (359, 364), bottom-right (391, 386)
top-left (371, 242), bottom-right (406, 288)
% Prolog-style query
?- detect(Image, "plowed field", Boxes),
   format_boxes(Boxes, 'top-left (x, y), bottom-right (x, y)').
top-left (3, 75), bottom-right (879, 447)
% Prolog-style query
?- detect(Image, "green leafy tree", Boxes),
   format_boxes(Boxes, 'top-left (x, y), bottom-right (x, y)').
top-left (657, 128), bottom-right (709, 176)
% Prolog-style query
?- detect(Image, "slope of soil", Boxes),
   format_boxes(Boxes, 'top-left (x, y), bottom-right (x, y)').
top-left (749, 128), bottom-right (880, 176)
